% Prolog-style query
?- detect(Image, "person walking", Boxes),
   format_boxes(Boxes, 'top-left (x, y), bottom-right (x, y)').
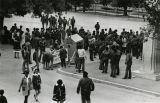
top-left (59, 46), bottom-right (67, 68)
top-left (52, 79), bottom-right (66, 103)
top-left (18, 70), bottom-right (32, 103)
top-left (21, 44), bottom-right (30, 73)
top-left (0, 89), bottom-right (8, 103)
top-left (32, 69), bottom-right (41, 102)
top-left (77, 71), bottom-right (95, 103)
top-left (123, 50), bottom-right (132, 79)
top-left (31, 48), bottom-right (39, 72)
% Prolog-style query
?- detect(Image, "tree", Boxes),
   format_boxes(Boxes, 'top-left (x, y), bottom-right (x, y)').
top-left (68, 0), bottom-right (93, 12)
top-left (100, 0), bottom-right (112, 6)
top-left (144, 0), bottom-right (160, 35)
top-left (0, 0), bottom-right (28, 29)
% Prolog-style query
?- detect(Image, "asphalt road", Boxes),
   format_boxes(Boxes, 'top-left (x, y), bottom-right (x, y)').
top-left (0, 44), bottom-right (160, 103)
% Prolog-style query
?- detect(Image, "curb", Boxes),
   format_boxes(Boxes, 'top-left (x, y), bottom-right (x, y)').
top-left (57, 68), bottom-right (160, 97)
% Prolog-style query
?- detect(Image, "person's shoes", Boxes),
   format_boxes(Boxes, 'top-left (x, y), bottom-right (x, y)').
top-left (128, 77), bottom-right (131, 79)
top-left (36, 99), bottom-right (38, 102)
top-left (102, 71), bottom-right (104, 73)
top-left (122, 77), bottom-right (127, 79)
top-left (34, 95), bottom-right (36, 101)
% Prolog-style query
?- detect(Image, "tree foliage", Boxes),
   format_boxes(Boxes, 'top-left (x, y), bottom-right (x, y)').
top-left (100, 0), bottom-right (112, 6)
top-left (144, 0), bottom-right (160, 34)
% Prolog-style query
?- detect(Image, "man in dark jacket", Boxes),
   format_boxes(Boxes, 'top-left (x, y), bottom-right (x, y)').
top-left (52, 79), bottom-right (66, 103)
top-left (77, 71), bottom-right (95, 103)
top-left (59, 46), bottom-right (67, 68)
top-left (0, 89), bottom-right (7, 103)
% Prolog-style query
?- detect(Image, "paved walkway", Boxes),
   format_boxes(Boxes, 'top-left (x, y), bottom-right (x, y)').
top-left (58, 51), bottom-right (160, 96)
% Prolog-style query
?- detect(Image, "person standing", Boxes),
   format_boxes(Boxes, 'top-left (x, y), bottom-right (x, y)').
top-left (0, 89), bottom-right (8, 103)
top-left (77, 71), bottom-right (95, 103)
top-left (88, 42), bottom-right (95, 61)
top-left (71, 16), bottom-right (75, 30)
top-left (41, 15), bottom-right (45, 29)
top-left (94, 22), bottom-right (100, 33)
top-left (77, 45), bottom-right (86, 73)
top-left (32, 69), bottom-right (41, 102)
top-left (62, 17), bottom-right (67, 30)
top-left (52, 79), bottom-right (66, 103)
top-left (18, 70), bottom-right (32, 103)
top-left (123, 50), bottom-right (132, 79)
top-left (101, 46), bottom-right (110, 73)
top-left (110, 46), bottom-right (117, 78)
top-left (59, 46), bottom-right (67, 68)
top-left (12, 29), bottom-right (21, 58)
top-left (39, 37), bottom-right (46, 62)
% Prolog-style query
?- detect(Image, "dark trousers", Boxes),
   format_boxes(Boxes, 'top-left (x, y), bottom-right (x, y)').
top-left (116, 56), bottom-right (121, 75)
top-left (71, 24), bottom-right (75, 30)
top-left (78, 57), bottom-right (85, 72)
top-left (99, 60), bottom-right (103, 70)
top-left (24, 95), bottom-right (28, 103)
top-left (81, 94), bottom-right (91, 103)
top-left (111, 63), bottom-right (116, 77)
top-left (102, 59), bottom-right (108, 73)
top-left (89, 50), bottom-right (94, 61)
top-left (124, 65), bottom-right (132, 79)
top-left (39, 50), bottom-right (44, 62)
top-left (60, 58), bottom-right (66, 68)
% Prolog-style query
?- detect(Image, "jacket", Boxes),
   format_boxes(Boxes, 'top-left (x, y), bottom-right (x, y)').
top-left (77, 77), bottom-right (95, 96)
top-left (52, 84), bottom-right (66, 101)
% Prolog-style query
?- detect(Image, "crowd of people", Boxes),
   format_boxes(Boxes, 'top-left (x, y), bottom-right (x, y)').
top-left (0, 12), bottom-right (146, 103)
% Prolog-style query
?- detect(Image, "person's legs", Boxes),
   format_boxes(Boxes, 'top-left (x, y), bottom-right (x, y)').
top-left (63, 58), bottom-right (66, 68)
top-left (104, 60), bottom-right (108, 73)
top-left (82, 58), bottom-right (85, 72)
top-left (78, 58), bottom-right (82, 72)
top-left (24, 95), bottom-right (28, 103)
top-left (128, 65), bottom-right (132, 79)
top-left (60, 58), bottom-right (64, 67)
top-left (99, 60), bottom-right (103, 70)
top-left (124, 66), bottom-right (129, 79)
top-left (81, 95), bottom-right (86, 103)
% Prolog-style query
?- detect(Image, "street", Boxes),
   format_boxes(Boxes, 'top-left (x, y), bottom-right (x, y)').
top-left (0, 44), bottom-right (160, 103)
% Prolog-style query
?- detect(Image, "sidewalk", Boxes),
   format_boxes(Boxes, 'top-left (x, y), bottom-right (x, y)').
top-left (75, 10), bottom-right (145, 19)
top-left (58, 51), bottom-right (160, 96)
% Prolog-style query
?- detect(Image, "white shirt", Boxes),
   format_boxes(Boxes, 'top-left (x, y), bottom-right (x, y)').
top-left (78, 49), bottom-right (86, 58)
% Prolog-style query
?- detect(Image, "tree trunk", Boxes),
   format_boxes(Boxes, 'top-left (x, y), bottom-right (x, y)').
top-left (83, 5), bottom-right (86, 12)
top-left (75, 5), bottom-right (77, 12)
top-left (0, 15), bottom-right (4, 30)
top-left (123, 6), bottom-right (128, 16)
